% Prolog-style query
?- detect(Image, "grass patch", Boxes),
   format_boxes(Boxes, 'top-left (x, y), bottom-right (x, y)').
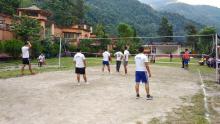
top-left (0, 57), bottom-right (135, 79)
top-left (155, 58), bottom-right (215, 74)
top-left (0, 57), bottom-right (215, 79)
top-left (148, 92), bottom-right (209, 124)
top-left (204, 80), bottom-right (220, 124)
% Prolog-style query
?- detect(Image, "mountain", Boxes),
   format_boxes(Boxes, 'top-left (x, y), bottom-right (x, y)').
top-left (160, 3), bottom-right (220, 31)
top-left (85, 0), bottom-right (202, 37)
top-left (138, 0), bottom-right (177, 9)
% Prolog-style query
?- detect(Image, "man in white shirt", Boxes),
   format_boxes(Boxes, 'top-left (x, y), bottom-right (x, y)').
top-left (102, 49), bottom-right (111, 73)
top-left (73, 48), bottom-right (87, 85)
top-left (114, 49), bottom-right (123, 72)
top-left (134, 47), bottom-right (153, 100)
top-left (21, 41), bottom-right (34, 75)
top-left (123, 46), bottom-right (130, 74)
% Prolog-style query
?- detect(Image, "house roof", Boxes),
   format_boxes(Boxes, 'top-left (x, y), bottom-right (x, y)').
top-left (17, 5), bottom-right (51, 16)
top-left (18, 5), bottom-right (41, 11)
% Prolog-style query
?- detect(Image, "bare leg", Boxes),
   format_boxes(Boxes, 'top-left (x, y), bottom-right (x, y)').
top-left (77, 74), bottom-right (80, 83)
top-left (124, 65), bottom-right (128, 74)
top-left (145, 83), bottom-right (150, 95)
top-left (28, 64), bottom-right (34, 74)
top-left (102, 65), bottom-right (105, 72)
top-left (83, 74), bottom-right (87, 83)
top-left (21, 64), bottom-right (25, 75)
top-left (135, 83), bottom-right (140, 95)
top-left (107, 65), bottom-right (110, 73)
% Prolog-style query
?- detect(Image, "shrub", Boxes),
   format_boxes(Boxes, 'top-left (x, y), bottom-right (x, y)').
top-left (31, 41), bottom-right (43, 58)
top-left (68, 45), bottom-right (77, 52)
top-left (0, 41), bottom-right (4, 53)
top-left (4, 39), bottom-right (24, 58)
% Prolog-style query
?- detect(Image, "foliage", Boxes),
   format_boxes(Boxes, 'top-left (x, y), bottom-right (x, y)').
top-left (31, 41), bottom-right (43, 58)
top-left (41, 0), bottom-right (87, 27)
top-left (4, 39), bottom-right (24, 58)
top-left (78, 39), bottom-right (95, 52)
top-left (94, 24), bottom-right (106, 38)
top-left (0, 0), bottom-right (20, 15)
top-left (157, 17), bottom-right (173, 42)
top-left (185, 24), bottom-right (199, 50)
top-left (93, 24), bottom-right (110, 49)
top-left (85, 0), bottom-right (202, 37)
top-left (40, 38), bottom-right (60, 58)
top-left (11, 16), bottom-right (41, 41)
top-left (117, 23), bottom-right (134, 38)
top-left (161, 3), bottom-right (220, 32)
top-left (68, 45), bottom-right (78, 52)
top-left (198, 27), bottom-right (216, 54)
top-left (0, 42), bottom-right (4, 53)
top-left (116, 23), bottom-right (141, 53)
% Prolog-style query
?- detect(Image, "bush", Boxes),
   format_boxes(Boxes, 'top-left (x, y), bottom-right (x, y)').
top-left (50, 43), bottom-right (60, 57)
top-left (68, 45), bottom-right (77, 52)
top-left (0, 41), bottom-right (4, 53)
top-left (4, 39), bottom-right (24, 58)
top-left (31, 41), bottom-right (43, 58)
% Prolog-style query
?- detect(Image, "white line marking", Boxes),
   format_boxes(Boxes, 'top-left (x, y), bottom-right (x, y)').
top-left (198, 69), bottom-right (211, 123)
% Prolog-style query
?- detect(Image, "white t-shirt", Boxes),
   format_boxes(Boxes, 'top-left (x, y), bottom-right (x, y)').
top-left (22, 46), bottom-right (29, 58)
top-left (38, 55), bottom-right (45, 62)
top-left (124, 50), bottom-right (130, 61)
top-left (73, 52), bottom-right (86, 68)
top-left (103, 51), bottom-right (110, 61)
top-left (135, 53), bottom-right (149, 71)
top-left (114, 51), bottom-right (123, 61)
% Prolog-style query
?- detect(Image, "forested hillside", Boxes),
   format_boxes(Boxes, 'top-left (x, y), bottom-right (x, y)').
top-left (160, 3), bottom-right (220, 31)
top-left (85, 0), bottom-right (202, 36)
top-left (1, 0), bottom-right (203, 36)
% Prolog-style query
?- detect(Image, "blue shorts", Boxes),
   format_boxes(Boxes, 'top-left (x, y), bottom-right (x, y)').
top-left (135, 71), bottom-right (148, 83)
top-left (184, 59), bottom-right (189, 65)
top-left (103, 61), bottom-right (109, 65)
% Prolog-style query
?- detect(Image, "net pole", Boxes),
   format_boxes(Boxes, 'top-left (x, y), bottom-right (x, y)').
top-left (59, 37), bottom-right (62, 68)
top-left (215, 33), bottom-right (219, 83)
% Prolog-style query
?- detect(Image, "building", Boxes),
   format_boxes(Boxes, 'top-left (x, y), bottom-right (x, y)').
top-left (17, 5), bottom-right (51, 39)
top-left (0, 14), bottom-right (13, 40)
top-left (53, 24), bottom-right (93, 45)
top-left (0, 5), bottom-right (94, 44)
top-left (144, 42), bottom-right (181, 56)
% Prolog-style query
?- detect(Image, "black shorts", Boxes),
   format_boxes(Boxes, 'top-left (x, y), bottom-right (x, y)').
top-left (75, 67), bottom-right (86, 74)
top-left (22, 58), bottom-right (30, 65)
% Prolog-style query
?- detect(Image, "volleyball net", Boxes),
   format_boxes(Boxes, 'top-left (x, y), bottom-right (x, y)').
top-left (59, 34), bottom-right (216, 58)
top-left (53, 33), bottom-right (220, 82)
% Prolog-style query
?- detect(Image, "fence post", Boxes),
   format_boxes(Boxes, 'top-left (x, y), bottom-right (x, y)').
top-left (59, 37), bottom-right (62, 68)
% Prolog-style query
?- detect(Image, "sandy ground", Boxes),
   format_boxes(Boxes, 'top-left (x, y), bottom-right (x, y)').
top-left (0, 65), bottom-right (200, 124)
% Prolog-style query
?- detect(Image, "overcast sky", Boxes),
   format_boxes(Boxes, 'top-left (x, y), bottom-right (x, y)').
top-left (178, 0), bottom-right (220, 8)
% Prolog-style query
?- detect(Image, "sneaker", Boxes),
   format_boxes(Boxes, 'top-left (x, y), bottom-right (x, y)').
top-left (77, 83), bottom-right (80, 86)
top-left (85, 82), bottom-right (90, 85)
top-left (146, 95), bottom-right (153, 100)
top-left (136, 94), bottom-right (140, 99)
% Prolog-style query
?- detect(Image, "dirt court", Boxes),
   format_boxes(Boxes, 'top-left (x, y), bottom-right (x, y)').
top-left (0, 65), bottom-right (201, 124)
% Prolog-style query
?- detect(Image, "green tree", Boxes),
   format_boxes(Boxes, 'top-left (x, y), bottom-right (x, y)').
top-left (117, 23), bottom-right (134, 38)
top-left (94, 24), bottom-right (110, 49)
top-left (4, 40), bottom-right (24, 58)
top-left (75, 0), bottom-right (87, 24)
top-left (157, 17), bottom-right (173, 42)
top-left (117, 23), bottom-right (141, 53)
top-left (11, 16), bottom-right (41, 41)
top-left (198, 27), bottom-right (216, 54)
top-left (185, 24), bottom-right (198, 51)
top-left (0, 0), bottom-right (20, 15)
top-left (94, 24), bottom-right (105, 38)
top-left (42, 0), bottom-right (86, 27)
